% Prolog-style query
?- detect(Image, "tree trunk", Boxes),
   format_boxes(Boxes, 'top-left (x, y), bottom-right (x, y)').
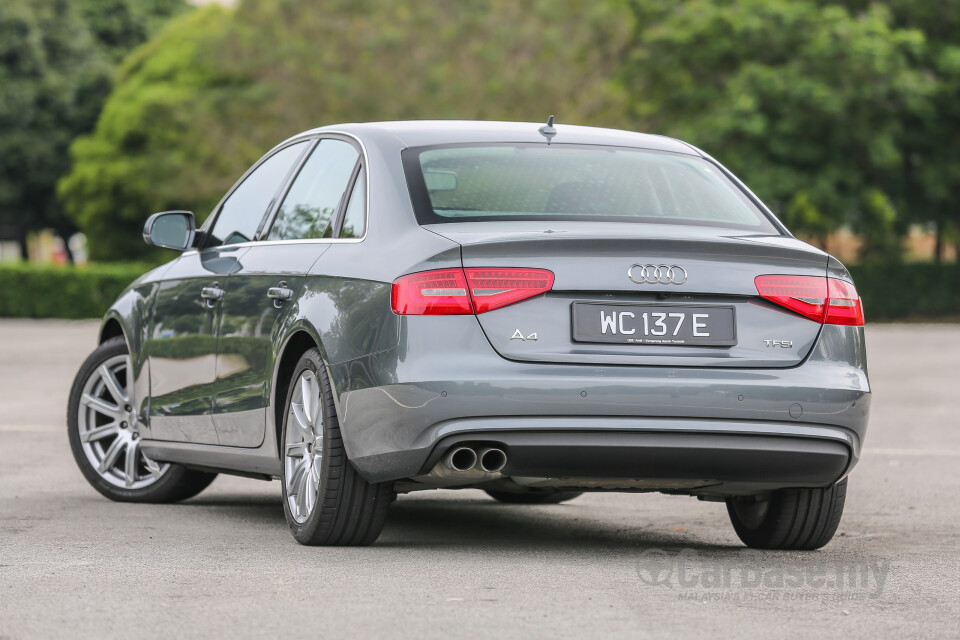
top-left (933, 219), bottom-right (943, 265)
top-left (53, 220), bottom-right (78, 264)
top-left (17, 225), bottom-right (28, 261)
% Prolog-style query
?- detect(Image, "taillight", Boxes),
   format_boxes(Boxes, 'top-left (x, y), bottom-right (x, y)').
top-left (391, 269), bottom-right (473, 315)
top-left (392, 267), bottom-right (554, 315)
top-left (755, 275), bottom-right (864, 326)
top-left (824, 278), bottom-right (865, 326)
top-left (464, 268), bottom-right (554, 313)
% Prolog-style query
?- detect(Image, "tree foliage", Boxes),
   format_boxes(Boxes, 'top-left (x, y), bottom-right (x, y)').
top-left (0, 0), bottom-right (186, 258)
top-left (59, 0), bottom-right (633, 260)
top-left (620, 0), bottom-right (934, 254)
top-left (57, 0), bottom-right (960, 263)
top-left (0, 0), bottom-right (108, 253)
top-left (839, 0), bottom-right (960, 260)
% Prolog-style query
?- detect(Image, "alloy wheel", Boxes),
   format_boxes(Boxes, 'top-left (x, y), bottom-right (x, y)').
top-left (284, 370), bottom-right (324, 524)
top-left (77, 354), bottom-right (168, 489)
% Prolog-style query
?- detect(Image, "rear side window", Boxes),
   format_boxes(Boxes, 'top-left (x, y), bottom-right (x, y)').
top-left (209, 141), bottom-right (309, 246)
top-left (339, 171), bottom-right (365, 239)
top-left (268, 139), bottom-right (359, 240)
top-left (403, 144), bottom-right (778, 232)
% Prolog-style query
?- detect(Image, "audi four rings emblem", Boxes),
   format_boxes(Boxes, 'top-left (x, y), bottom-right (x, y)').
top-left (627, 264), bottom-right (688, 285)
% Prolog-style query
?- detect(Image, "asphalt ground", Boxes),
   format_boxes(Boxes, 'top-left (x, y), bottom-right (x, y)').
top-left (0, 319), bottom-right (958, 639)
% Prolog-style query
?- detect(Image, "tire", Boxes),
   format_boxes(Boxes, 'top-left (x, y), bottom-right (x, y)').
top-left (485, 489), bottom-right (583, 505)
top-left (726, 478), bottom-right (847, 550)
top-left (280, 348), bottom-right (393, 546)
top-left (67, 336), bottom-right (217, 503)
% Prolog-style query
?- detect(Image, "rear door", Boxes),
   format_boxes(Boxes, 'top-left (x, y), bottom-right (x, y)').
top-left (212, 137), bottom-right (362, 447)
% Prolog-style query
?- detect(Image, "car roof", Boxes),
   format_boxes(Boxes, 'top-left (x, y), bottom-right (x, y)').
top-left (287, 120), bottom-right (700, 156)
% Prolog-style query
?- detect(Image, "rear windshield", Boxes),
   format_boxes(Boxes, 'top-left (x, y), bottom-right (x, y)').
top-left (402, 144), bottom-right (778, 233)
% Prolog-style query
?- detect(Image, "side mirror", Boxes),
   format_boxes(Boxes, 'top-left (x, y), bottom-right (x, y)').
top-left (143, 211), bottom-right (196, 251)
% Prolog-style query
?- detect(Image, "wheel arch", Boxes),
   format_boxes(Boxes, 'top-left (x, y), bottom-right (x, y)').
top-left (271, 322), bottom-right (330, 460)
top-left (98, 274), bottom-right (164, 353)
top-left (100, 315), bottom-right (126, 345)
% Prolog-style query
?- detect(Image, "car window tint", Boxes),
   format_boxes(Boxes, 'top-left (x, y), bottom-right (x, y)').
top-left (339, 171), bottom-right (365, 239)
top-left (209, 141), bottom-right (309, 246)
top-left (268, 139), bottom-right (359, 241)
top-left (405, 144), bottom-right (777, 233)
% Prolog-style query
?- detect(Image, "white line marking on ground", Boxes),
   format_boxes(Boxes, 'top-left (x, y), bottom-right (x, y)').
top-left (865, 447), bottom-right (960, 456)
top-left (0, 425), bottom-right (61, 432)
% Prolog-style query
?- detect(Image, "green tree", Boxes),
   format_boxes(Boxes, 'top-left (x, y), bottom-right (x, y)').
top-left (59, 0), bottom-right (633, 261)
top-left (0, 0), bottom-right (186, 260)
top-left (0, 0), bottom-right (109, 258)
top-left (619, 0), bottom-right (933, 248)
top-left (834, 0), bottom-right (960, 262)
top-left (79, 0), bottom-right (187, 63)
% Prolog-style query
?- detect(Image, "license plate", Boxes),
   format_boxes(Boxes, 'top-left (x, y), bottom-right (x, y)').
top-left (572, 302), bottom-right (737, 346)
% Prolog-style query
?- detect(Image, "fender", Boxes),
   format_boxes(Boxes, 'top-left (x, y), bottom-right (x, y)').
top-left (96, 261), bottom-right (174, 424)
top-left (98, 283), bottom-right (159, 424)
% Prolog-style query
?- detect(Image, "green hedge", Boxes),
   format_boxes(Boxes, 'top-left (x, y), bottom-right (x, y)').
top-left (0, 263), bottom-right (151, 319)
top-left (0, 261), bottom-right (956, 321)
top-left (849, 263), bottom-right (960, 322)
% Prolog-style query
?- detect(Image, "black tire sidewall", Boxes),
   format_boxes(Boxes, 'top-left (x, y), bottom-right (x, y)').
top-left (280, 348), bottom-right (392, 546)
top-left (726, 479), bottom-right (847, 550)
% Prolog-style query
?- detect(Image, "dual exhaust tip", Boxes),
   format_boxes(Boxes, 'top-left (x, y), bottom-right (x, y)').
top-left (444, 446), bottom-right (507, 474)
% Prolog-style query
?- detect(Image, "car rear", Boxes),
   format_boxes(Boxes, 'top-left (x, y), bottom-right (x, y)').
top-left (341, 137), bottom-right (870, 504)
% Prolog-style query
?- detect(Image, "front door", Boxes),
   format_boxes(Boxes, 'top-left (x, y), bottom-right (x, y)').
top-left (143, 247), bottom-right (248, 444)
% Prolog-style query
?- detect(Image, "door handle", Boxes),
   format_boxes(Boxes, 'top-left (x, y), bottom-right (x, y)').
top-left (200, 284), bottom-right (225, 307)
top-left (267, 283), bottom-right (294, 305)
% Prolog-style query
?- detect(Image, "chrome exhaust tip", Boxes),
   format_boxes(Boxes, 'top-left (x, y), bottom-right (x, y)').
top-left (444, 447), bottom-right (478, 472)
top-left (477, 448), bottom-right (507, 473)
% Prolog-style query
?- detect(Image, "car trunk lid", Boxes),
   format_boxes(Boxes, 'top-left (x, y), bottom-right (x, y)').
top-left (423, 221), bottom-right (829, 368)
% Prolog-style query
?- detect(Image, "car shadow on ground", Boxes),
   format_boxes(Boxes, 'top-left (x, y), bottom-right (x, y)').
top-left (174, 489), bottom-right (746, 552)
top-left (118, 489), bottom-right (792, 555)
top-left (182, 491), bottom-right (740, 552)
top-left (379, 496), bottom-right (741, 552)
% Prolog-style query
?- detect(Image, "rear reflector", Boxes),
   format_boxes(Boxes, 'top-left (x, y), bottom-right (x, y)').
top-left (392, 268), bottom-right (554, 315)
top-left (755, 275), bottom-right (864, 326)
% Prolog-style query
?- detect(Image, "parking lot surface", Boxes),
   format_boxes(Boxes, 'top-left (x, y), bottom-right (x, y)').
top-left (1, 320), bottom-right (958, 638)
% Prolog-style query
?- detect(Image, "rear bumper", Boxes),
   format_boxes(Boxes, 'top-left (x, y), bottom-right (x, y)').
top-left (330, 320), bottom-right (870, 492)
top-left (490, 431), bottom-right (851, 493)
top-left (352, 417), bottom-right (856, 494)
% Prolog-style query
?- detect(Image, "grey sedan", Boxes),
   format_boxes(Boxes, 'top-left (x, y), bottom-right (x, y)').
top-left (67, 120), bottom-right (870, 548)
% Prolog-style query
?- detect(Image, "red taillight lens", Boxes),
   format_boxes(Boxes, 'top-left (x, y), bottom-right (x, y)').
top-left (825, 278), bottom-right (865, 326)
top-left (392, 267), bottom-right (554, 315)
top-left (754, 275), bottom-right (828, 323)
top-left (464, 268), bottom-right (554, 313)
top-left (755, 275), bottom-right (863, 326)
top-left (391, 269), bottom-right (473, 315)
